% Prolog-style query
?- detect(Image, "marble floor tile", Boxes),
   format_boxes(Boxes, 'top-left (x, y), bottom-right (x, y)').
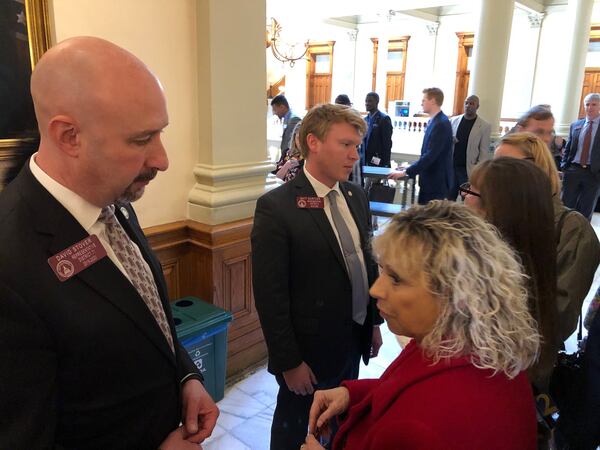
top-left (203, 432), bottom-right (252, 450)
top-left (217, 386), bottom-right (269, 420)
top-left (230, 407), bottom-right (273, 450)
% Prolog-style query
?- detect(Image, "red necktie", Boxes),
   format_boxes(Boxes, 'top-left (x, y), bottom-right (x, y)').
top-left (580, 121), bottom-right (593, 167)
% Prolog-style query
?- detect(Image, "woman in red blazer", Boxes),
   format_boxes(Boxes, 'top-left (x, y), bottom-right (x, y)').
top-left (303, 201), bottom-right (539, 450)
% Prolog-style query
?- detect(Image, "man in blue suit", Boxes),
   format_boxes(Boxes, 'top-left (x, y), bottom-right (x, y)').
top-left (389, 87), bottom-right (453, 204)
top-left (561, 93), bottom-right (600, 220)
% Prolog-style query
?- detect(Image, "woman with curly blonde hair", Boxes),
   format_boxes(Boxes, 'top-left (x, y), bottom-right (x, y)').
top-left (304, 201), bottom-right (539, 450)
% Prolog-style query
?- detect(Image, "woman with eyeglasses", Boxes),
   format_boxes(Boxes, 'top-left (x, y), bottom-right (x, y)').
top-left (302, 201), bottom-right (539, 450)
top-left (493, 132), bottom-right (600, 346)
top-left (462, 157), bottom-right (559, 391)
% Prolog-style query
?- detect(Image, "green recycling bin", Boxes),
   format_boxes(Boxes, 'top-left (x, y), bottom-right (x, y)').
top-left (171, 297), bottom-right (233, 402)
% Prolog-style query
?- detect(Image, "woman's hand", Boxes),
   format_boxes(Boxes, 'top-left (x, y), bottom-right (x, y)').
top-left (302, 433), bottom-right (326, 450)
top-left (308, 387), bottom-right (350, 439)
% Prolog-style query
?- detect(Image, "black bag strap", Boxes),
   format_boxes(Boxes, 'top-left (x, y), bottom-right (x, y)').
top-left (577, 313), bottom-right (583, 344)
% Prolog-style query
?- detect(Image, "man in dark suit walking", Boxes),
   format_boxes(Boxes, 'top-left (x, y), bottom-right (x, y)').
top-left (252, 104), bottom-right (383, 450)
top-left (389, 87), bottom-right (453, 204)
top-left (0, 37), bottom-right (218, 450)
top-left (562, 93), bottom-right (600, 220)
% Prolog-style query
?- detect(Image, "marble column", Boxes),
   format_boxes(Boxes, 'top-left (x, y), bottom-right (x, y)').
top-left (469, 0), bottom-right (515, 139)
top-left (189, 0), bottom-right (277, 225)
top-left (554, 0), bottom-right (594, 136)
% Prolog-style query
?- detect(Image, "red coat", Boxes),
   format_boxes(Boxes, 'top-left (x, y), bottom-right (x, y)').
top-left (333, 341), bottom-right (536, 450)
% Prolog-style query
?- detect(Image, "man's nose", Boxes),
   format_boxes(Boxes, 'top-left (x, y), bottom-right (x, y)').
top-left (148, 139), bottom-right (169, 172)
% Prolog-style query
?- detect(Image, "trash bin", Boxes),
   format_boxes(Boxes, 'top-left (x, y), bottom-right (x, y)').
top-left (171, 297), bottom-right (233, 402)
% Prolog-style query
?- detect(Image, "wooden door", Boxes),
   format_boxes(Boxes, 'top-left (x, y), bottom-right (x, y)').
top-left (453, 32), bottom-right (474, 116)
top-left (579, 69), bottom-right (600, 118)
top-left (306, 42), bottom-right (334, 109)
top-left (371, 37), bottom-right (410, 107)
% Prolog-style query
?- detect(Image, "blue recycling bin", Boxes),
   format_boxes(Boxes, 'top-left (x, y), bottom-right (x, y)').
top-left (171, 297), bottom-right (233, 402)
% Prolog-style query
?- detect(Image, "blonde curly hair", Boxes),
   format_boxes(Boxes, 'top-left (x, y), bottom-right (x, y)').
top-left (373, 201), bottom-right (540, 378)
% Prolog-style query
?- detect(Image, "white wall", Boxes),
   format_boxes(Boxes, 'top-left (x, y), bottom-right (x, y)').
top-left (51, 0), bottom-right (198, 228)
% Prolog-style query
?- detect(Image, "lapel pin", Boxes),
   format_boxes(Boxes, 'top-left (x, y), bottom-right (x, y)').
top-left (120, 206), bottom-right (130, 219)
top-left (348, 191), bottom-right (353, 197)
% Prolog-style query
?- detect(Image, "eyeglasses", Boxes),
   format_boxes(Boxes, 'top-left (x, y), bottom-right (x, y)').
top-left (458, 182), bottom-right (481, 198)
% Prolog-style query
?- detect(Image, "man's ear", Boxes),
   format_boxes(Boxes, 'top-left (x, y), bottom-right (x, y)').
top-left (47, 115), bottom-right (81, 157)
top-left (305, 133), bottom-right (320, 156)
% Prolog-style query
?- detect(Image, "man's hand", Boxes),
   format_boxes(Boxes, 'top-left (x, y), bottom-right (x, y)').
top-left (181, 379), bottom-right (219, 443)
top-left (283, 361), bottom-right (318, 395)
top-left (159, 426), bottom-right (204, 450)
top-left (387, 170), bottom-right (406, 180)
top-left (370, 326), bottom-right (383, 358)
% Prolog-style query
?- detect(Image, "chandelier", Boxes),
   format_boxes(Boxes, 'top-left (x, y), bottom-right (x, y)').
top-left (266, 18), bottom-right (309, 67)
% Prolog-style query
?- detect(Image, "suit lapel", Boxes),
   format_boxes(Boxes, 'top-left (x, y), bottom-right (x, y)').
top-left (292, 171), bottom-right (348, 274)
top-left (19, 166), bottom-right (175, 365)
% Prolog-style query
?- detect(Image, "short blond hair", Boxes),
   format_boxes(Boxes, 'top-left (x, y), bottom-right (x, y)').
top-left (373, 201), bottom-right (540, 378)
top-left (496, 132), bottom-right (561, 195)
top-left (299, 103), bottom-right (367, 159)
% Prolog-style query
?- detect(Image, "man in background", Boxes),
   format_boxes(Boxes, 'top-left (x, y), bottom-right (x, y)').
top-left (362, 92), bottom-right (393, 173)
top-left (389, 87), bottom-right (453, 204)
top-left (514, 104), bottom-right (555, 146)
top-left (271, 93), bottom-right (301, 157)
top-left (562, 93), bottom-right (600, 220)
top-left (448, 95), bottom-right (491, 200)
top-left (0, 36), bottom-right (218, 449)
top-left (252, 103), bottom-right (383, 449)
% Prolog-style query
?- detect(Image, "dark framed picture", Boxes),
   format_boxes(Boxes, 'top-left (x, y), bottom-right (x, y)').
top-left (0, 0), bottom-right (51, 188)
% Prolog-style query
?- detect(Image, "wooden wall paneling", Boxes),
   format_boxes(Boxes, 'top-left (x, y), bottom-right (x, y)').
top-left (144, 218), bottom-right (267, 378)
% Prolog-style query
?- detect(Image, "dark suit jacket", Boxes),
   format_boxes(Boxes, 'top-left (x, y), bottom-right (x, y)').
top-left (406, 111), bottom-right (453, 195)
top-left (363, 110), bottom-right (393, 167)
top-left (251, 170), bottom-right (381, 381)
top-left (0, 164), bottom-right (199, 449)
top-left (562, 118), bottom-right (600, 174)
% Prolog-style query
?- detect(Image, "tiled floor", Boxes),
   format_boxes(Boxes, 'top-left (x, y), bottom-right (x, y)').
top-left (203, 213), bottom-right (600, 449)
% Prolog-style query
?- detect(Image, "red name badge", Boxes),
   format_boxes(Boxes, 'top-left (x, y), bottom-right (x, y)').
top-left (296, 196), bottom-right (325, 209)
top-left (47, 235), bottom-right (108, 282)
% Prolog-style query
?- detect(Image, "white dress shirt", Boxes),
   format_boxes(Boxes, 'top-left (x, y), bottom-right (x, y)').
top-left (30, 154), bottom-right (144, 282)
top-left (304, 168), bottom-right (368, 282)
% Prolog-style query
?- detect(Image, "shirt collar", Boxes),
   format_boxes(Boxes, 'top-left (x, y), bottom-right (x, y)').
top-left (587, 117), bottom-right (598, 126)
top-left (304, 167), bottom-right (342, 198)
top-left (29, 154), bottom-right (102, 232)
top-left (284, 110), bottom-right (292, 123)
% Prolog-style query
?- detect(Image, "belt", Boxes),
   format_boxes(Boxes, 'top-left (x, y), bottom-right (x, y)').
top-left (572, 162), bottom-right (590, 169)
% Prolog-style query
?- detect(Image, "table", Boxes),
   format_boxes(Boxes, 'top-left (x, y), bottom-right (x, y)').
top-left (362, 166), bottom-right (416, 208)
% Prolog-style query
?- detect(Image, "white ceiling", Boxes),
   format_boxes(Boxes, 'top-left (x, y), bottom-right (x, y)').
top-left (267, 0), bottom-right (570, 26)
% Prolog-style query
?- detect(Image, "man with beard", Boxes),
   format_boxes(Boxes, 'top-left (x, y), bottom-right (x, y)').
top-left (0, 37), bottom-right (218, 450)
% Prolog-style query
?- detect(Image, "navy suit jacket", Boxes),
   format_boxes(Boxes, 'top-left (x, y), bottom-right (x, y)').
top-left (562, 118), bottom-right (600, 174)
top-left (251, 170), bottom-right (382, 381)
top-left (406, 110), bottom-right (453, 195)
top-left (363, 110), bottom-right (393, 168)
top-left (0, 163), bottom-right (199, 449)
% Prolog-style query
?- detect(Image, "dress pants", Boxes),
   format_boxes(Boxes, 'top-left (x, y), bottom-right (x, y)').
top-left (562, 165), bottom-right (600, 220)
top-left (448, 164), bottom-right (468, 202)
top-left (269, 325), bottom-right (363, 450)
